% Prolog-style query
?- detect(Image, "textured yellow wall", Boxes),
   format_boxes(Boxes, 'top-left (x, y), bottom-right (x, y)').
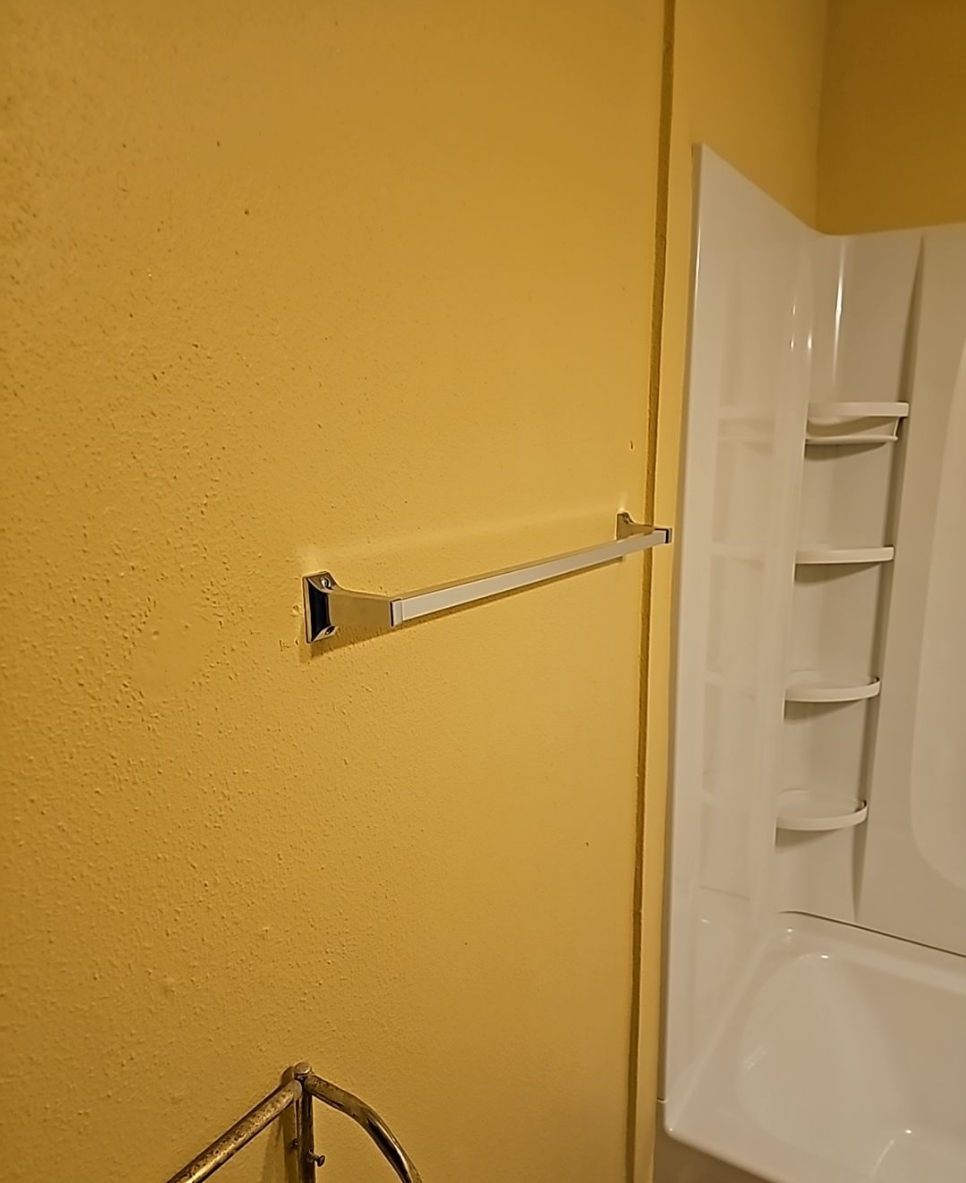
top-left (0, 3), bottom-right (666, 1181)
top-left (819, 0), bottom-right (966, 233)
top-left (635, 2), bottom-right (828, 1172)
top-left (669, 0), bottom-right (828, 227)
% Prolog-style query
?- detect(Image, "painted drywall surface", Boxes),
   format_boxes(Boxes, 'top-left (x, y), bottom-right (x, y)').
top-left (668, 0), bottom-right (827, 228)
top-left (635, 1), bottom-right (828, 1173)
top-left (819, 0), bottom-right (966, 233)
top-left (0, 3), bottom-right (665, 1181)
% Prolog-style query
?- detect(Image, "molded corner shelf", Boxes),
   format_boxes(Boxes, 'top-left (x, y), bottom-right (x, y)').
top-left (806, 434), bottom-right (898, 446)
top-left (795, 545), bottom-right (895, 565)
top-left (776, 789), bottom-right (869, 832)
top-left (784, 673), bottom-right (881, 703)
top-left (805, 401), bottom-right (909, 445)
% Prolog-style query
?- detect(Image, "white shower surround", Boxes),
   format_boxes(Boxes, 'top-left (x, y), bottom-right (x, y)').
top-left (661, 150), bottom-right (966, 1183)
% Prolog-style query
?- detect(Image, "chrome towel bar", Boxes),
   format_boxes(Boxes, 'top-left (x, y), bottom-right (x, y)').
top-left (166, 1062), bottom-right (421, 1183)
top-left (303, 512), bottom-right (671, 642)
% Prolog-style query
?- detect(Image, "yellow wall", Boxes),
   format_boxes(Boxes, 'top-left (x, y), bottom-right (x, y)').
top-left (0, 2), bottom-right (666, 1181)
top-left (14, 3), bottom-right (956, 1181)
top-left (635, 1), bottom-right (828, 1172)
top-left (819, 0), bottom-right (966, 233)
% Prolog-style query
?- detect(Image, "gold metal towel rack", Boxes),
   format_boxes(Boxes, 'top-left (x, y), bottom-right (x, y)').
top-left (166, 1062), bottom-right (422, 1183)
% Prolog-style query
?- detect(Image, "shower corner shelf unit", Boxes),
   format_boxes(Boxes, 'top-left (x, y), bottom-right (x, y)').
top-left (776, 789), bottom-right (869, 832)
top-left (805, 401), bottom-right (909, 445)
top-left (784, 673), bottom-right (881, 703)
top-left (795, 544), bottom-right (895, 565)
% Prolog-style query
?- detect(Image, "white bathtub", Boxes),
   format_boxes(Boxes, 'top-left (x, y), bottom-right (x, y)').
top-left (663, 915), bottom-right (966, 1183)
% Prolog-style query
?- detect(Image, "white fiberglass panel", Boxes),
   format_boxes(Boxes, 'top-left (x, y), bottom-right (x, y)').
top-left (911, 357), bottom-right (966, 887)
top-left (664, 150), bottom-right (810, 1099)
top-left (860, 227), bottom-right (966, 953)
top-left (665, 154), bottom-right (966, 1183)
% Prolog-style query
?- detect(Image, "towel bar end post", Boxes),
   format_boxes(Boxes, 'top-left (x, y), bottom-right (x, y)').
top-left (303, 572), bottom-right (396, 643)
top-left (616, 511), bottom-right (672, 544)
